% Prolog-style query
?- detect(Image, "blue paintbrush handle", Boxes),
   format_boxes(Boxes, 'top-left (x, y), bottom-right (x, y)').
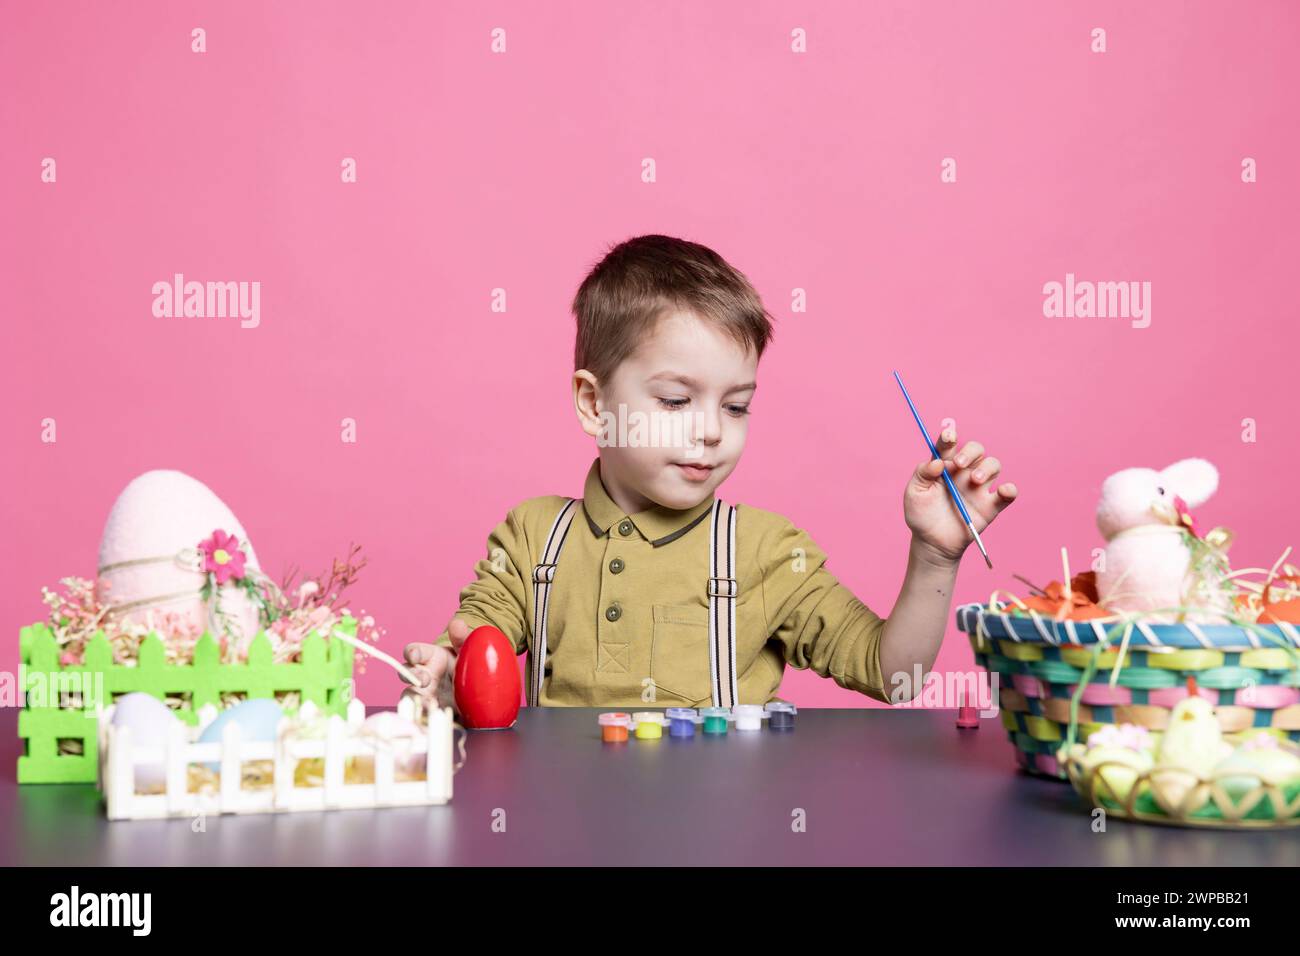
top-left (938, 467), bottom-right (975, 525)
top-left (893, 370), bottom-right (976, 526)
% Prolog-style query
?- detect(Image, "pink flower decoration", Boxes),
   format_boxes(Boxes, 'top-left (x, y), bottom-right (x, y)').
top-left (199, 529), bottom-right (247, 585)
top-left (1173, 494), bottom-right (1199, 538)
top-left (1087, 723), bottom-right (1152, 752)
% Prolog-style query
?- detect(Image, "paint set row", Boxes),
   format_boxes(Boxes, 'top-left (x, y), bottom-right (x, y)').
top-left (597, 703), bottom-right (797, 742)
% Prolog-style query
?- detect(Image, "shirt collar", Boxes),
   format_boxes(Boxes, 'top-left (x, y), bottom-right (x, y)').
top-left (580, 457), bottom-right (716, 547)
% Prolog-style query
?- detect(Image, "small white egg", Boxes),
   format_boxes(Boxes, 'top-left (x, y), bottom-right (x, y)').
top-left (110, 692), bottom-right (180, 790)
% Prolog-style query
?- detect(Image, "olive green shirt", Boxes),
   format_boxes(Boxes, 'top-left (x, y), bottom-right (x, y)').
top-left (435, 458), bottom-right (890, 707)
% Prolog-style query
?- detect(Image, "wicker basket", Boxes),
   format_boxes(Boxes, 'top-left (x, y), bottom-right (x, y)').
top-left (1060, 743), bottom-right (1300, 828)
top-left (956, 602), bottom-right (1300, 780)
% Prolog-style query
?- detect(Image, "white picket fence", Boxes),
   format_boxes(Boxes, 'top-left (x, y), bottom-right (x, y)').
top-left (97, 697), bottom-right (456, 820)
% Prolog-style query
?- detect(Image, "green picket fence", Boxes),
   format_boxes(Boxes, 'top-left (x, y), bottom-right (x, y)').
top-left (17, 616), bottom-right (357, 784)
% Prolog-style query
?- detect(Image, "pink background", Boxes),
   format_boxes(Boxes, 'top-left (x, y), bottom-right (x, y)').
top-left (3, 1), bottom-right (1297, 708)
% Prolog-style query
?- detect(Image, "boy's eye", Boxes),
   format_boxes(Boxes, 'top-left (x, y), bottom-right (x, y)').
top-left (657, 397), bottom-right (750, 416)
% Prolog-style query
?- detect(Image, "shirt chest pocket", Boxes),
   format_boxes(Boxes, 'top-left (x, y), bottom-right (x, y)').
top-left (650, 605), bottom-right (712, 705)
top-left (650, 599), bottom-right (766, 706)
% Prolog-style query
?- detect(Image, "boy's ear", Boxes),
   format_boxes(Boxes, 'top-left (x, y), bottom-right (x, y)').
top-left (572, 370), bottom-right (605, 438)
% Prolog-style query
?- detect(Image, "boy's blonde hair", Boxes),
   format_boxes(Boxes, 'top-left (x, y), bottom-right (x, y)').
top-left (572, 234), bottom-right (774, 384)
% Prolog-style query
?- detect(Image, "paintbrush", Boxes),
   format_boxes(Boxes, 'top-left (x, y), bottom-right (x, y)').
top-left (893, 370), bottom-right (993, 569)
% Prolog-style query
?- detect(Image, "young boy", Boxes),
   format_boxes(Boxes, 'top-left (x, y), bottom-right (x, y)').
top-left (402, 235), bottom-right (1016, 711)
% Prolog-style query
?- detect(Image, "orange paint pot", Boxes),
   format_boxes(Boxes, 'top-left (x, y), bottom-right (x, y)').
top-left (598, 712), bottom-right (632, 743)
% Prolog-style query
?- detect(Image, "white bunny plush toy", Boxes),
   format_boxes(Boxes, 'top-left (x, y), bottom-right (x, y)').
top-left (1095, 458), bottom-right (1233, 623)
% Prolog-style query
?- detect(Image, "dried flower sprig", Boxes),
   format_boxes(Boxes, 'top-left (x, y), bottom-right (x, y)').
top-left (280, 542), bottom-right (368, 615)
top-left (40, 544), bottom-right (385, 670)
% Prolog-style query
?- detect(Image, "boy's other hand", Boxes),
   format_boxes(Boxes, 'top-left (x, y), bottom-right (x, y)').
top-left (399, 618), bottom-right (473, 712)
top-left (904, 425), bottom-right (1017, 565)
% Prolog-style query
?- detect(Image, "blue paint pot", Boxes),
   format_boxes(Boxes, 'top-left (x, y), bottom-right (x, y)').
top-left (665, 707), bottom-right (698, 737)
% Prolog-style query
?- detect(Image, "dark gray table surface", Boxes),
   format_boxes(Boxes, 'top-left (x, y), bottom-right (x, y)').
top-left (2, 708), bottom-right (1296, 866)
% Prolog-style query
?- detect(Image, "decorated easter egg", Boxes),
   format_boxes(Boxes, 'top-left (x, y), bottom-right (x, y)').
top-left (96, 469), bottom-right (261, 646)
top-left (1213, 746), bottom-right (1300, 802)
top-left (284, 700), bottom-right (330, 741)
top-left (110, 692), bottom-right (180, 790)
top-left (198, 698), bottom-right (283, 770)
top-left (361, 710), bottom-right (421, 739)
top-left (454, 625), bottom-right (521, 730)
top-left (361, 711), bottom-right (426, 775)
top-left (1080, 745), bottom-right (1152, 805)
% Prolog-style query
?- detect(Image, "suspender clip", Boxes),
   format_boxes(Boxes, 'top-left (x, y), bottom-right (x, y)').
top-left (533, 563), bottom-right (558, 585)
top-left (707, 576), bottom-right (738, 599)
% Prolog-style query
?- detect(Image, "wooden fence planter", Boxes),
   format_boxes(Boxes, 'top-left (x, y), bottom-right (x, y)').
top-left (17, 616), bottom-right (357, 784)
top-left (99, 698), bottom-right (455, 820)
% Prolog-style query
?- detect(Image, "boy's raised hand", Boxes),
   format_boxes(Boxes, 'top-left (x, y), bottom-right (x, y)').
top-left (399, 618), bottom-right (473, 712)
top-left (904, 425), bottom-right (1017, 564)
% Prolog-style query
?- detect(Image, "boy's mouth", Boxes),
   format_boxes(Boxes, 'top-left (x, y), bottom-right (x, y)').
top-left (674, 462), bottom-right (715, 481)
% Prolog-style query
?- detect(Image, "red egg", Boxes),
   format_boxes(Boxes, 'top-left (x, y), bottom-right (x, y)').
top-left (454, 625), bottom-right (521, 729)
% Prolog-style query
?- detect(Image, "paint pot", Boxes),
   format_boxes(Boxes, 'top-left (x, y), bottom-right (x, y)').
top-left (765, 701), bottom-right (797, 731)
top-left (733, 704), bottom-right (765, 731)
top-left (665, 707), bottom-right (698, 738)
top-left (700, 707), bottom-right (730, 735)
top-left (598, 712), bottom-right (632, 743)
top-left (632, 712), bottom-right (667, 740)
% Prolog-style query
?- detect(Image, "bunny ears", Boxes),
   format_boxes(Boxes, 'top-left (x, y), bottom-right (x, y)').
top-left (1158, 458), bottom-right (1219, 509)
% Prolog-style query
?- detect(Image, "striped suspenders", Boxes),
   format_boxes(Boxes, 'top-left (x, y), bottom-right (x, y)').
top-left (527, 497), bottom-right (739, 707)
top-left (707, 500), bottom-right (740, 708)
top-left (527, 498), bottom-right (579, 707)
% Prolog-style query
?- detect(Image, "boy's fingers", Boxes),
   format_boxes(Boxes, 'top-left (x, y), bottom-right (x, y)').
top-left (915, 457), bottom-right (958, 485)
top-left (402, 663), bottom-right (437, 690)
top-left (404, 642), bottom-right (434, 666)
top-left (976, 481), bottom-right (1018, 518)
top-left (426, 646), bottom-right (452, 682)
top-left (935, 426), bottom-right (957, 453)
top-left (953, 440), bottom-right (985, 469)
top-left (967, 456), bottom-right (1001, 486)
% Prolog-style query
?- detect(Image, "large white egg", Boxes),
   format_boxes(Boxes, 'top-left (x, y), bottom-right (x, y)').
top-left (96, 470), bottom-right (261, 646)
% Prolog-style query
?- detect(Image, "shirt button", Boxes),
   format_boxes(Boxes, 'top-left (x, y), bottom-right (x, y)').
top-left (605, 603), bottom-right (622, 622)
top-left (617, 519), bottom-right (634, 536)
top-left (609, 558), bottom-right (625, 574)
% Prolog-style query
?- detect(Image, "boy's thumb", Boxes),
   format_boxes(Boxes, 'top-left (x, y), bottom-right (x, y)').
top-left (447, 618), bottom-right (474, 649)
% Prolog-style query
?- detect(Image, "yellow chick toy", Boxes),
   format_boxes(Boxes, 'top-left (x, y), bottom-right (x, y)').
top-left (1153, 677), bottom-right (1233, 813)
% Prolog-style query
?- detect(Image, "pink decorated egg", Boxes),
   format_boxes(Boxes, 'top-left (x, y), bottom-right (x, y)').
top-left (96, 470), bottom-right (261, 645)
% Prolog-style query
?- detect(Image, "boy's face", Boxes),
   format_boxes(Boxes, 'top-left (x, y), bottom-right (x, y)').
top-left (579, 310), bottom-right (758, 512)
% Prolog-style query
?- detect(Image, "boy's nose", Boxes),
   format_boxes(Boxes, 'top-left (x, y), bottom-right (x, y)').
top-left (693, 410), bottom-right (723, 444)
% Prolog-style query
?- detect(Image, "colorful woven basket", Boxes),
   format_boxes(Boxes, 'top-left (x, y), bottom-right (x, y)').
top-left (956, 602), bottom-right (1300, 780)
top-left (1061, 741), bottom-right (1300, 828)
